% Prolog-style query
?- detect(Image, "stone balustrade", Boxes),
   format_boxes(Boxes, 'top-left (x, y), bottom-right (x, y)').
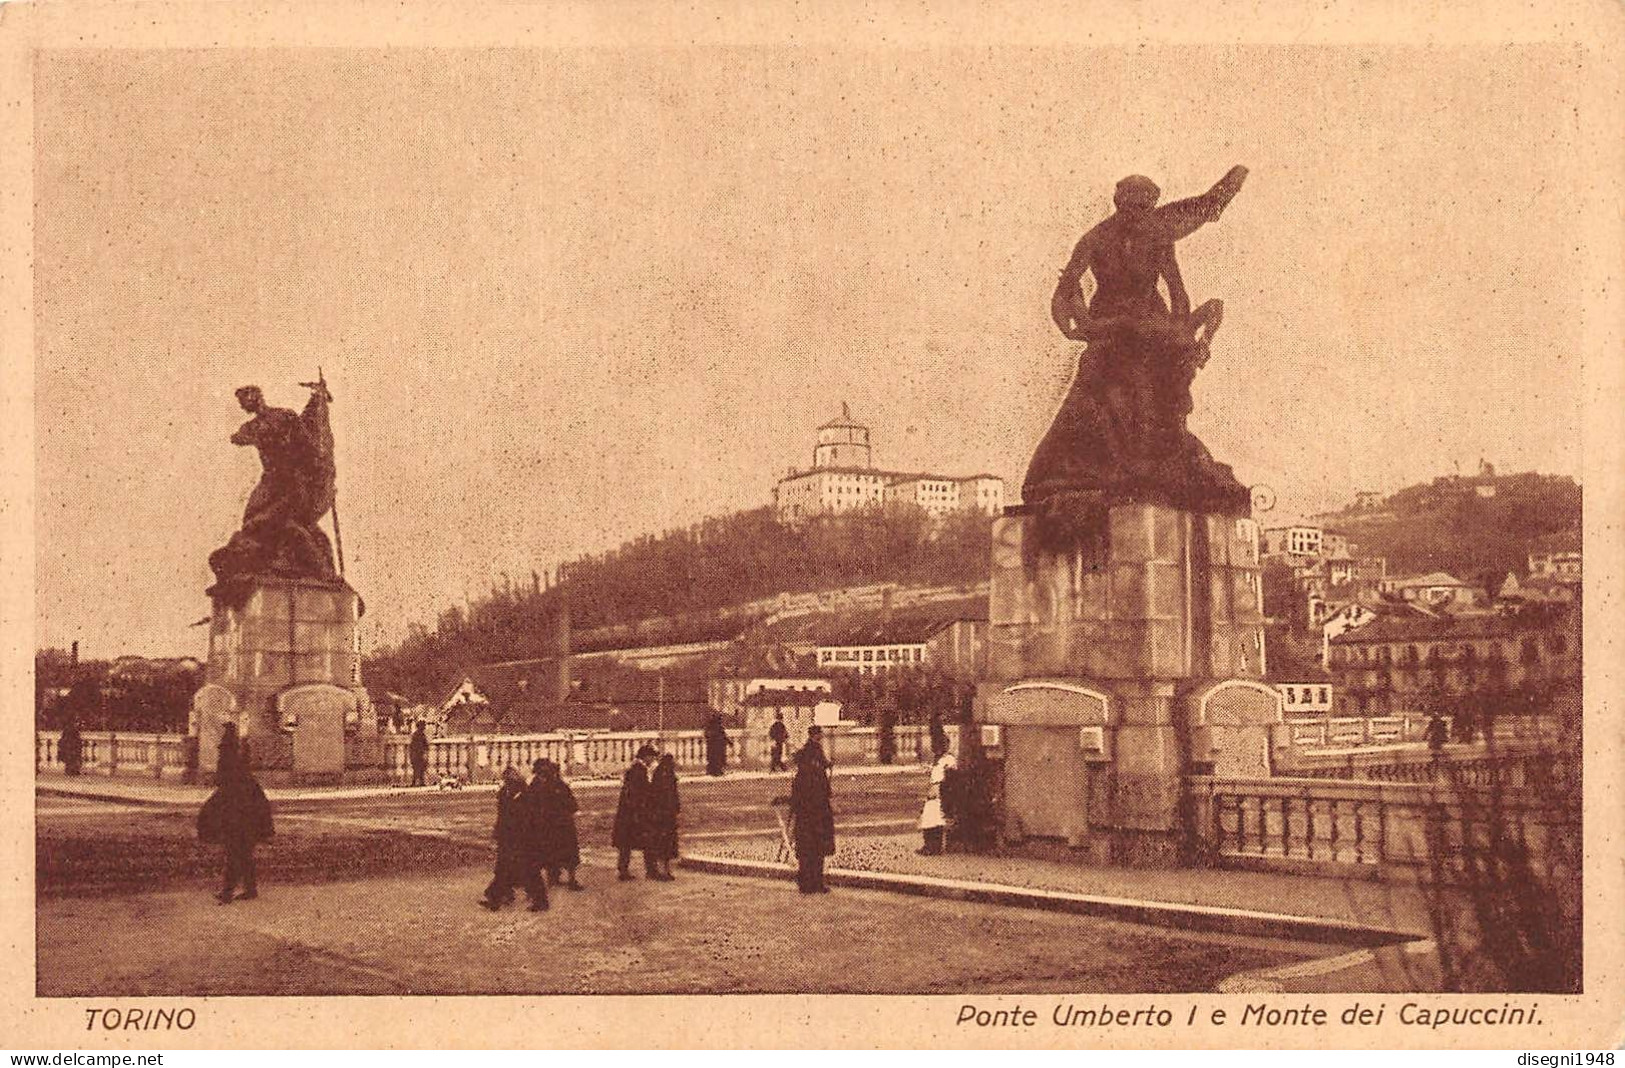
top-left (1189, 762), bottom-right (1576, 878)
top-left (36, 731), bottom-right (195, 780)
top-left (37, 724), bottom-right (959, 783)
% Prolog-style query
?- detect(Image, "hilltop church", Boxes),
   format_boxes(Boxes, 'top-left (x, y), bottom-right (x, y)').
top-left (772, 405), bottom-right (1004, 524)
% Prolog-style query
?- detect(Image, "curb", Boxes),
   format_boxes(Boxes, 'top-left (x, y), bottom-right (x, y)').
top-left (34, 762), bottom-right (925, 807)
top-left (1216, 938), bottom-right (1439, 993)
top-left (678, 853), bottom-right (1422, 949)
top-left (36, 786), bottom-right (192, 808)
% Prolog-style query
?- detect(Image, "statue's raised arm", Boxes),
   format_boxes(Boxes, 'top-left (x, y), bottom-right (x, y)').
top-left (1140, 165), bottom-right (1248, 245)
top-left (1026, 164), bottom-right (1254, 520)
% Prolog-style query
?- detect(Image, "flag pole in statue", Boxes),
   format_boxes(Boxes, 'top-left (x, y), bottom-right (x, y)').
top-left (297, 367), bottom-right (344, 578)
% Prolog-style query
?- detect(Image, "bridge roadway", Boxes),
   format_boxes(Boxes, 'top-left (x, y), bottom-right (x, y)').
top-left (268, 764), bottom-right (930, 845)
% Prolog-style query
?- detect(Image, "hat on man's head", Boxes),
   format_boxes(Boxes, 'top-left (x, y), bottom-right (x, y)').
top-left (532, 758), bottom-right (548, 773)
top-left (635, 744), bottom-right (659, 760)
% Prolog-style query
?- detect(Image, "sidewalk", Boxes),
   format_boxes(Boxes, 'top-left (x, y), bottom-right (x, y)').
top-left (685, 832), bottom-right (1433, 943)
top-left (37, 858), bottom-right (1328, 997)
top-left (34, 761), bottom-right (924, 806)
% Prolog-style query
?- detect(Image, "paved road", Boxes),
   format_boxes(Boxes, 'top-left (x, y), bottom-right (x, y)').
top-left (34, 772), bottom-right (1340, 995)
top-left (38, 860), bottom-right (1324, 996)
top-left (35, 769), bottom-right (927, 895)
top-left (271, 765), bottom-right (929, 845)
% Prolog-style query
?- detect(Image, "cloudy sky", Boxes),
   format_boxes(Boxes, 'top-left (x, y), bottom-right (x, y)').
top-left (32, 43), bottom-right (1586, 657)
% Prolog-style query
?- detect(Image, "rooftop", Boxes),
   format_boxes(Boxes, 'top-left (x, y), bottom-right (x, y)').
top-left (1383, 571), bottom-right (1473, 589)
top-left (1329, 608), bottom-right (1571, 644)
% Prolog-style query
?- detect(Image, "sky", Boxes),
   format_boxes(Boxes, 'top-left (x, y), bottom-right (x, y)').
top-left (32, 44), bottom-right (1587, 658)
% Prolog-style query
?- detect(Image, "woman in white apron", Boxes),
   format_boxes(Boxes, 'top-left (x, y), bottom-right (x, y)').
top-left (917, 744), bottom-right (957, 855)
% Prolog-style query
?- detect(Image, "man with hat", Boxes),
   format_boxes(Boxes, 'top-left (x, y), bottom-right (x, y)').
top-left (788, 726), bottom-right (836, 894)
top-left (612, 743), bottom-right (660, 881)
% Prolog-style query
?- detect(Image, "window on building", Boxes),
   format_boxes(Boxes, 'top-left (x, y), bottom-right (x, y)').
top-left (862, 650), bottom-right (873, 662)
top-left (1318, 687), bottom-right (1329, 703)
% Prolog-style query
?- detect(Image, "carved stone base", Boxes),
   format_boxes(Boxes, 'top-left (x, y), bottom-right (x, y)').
top-left (191, 575), bottom-right (379, 783)
top-left (976, 503), bottom-right (1281, 866)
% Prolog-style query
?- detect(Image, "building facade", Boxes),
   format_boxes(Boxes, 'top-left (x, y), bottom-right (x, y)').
top-left (1376, 572), bottom-right (1486, 611)
top-left (1528, 529), bottom-right (1582, 582)
top-left (1262, 525), bottom-right (1323, 558)
top-left (1327, 607), bottom-right (1579, 717)
top-left (773, 406), bottom-right (1004, 524)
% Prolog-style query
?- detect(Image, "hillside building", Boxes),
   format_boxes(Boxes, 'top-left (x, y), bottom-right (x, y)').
top-left (773, 405), bottom-right (1004, 524)
top-left (1527, 529), bottom-right (1582, 583)
top-left (1327, 606), bottom-right (1579, 717)
top-left (1376, 572), bottom-right (1486, 611)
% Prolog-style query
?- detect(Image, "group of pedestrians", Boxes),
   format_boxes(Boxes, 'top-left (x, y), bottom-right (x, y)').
top-left (481, 742), bottom-right (685, 908)
top-left (480, 758), bottom-right (584, 911)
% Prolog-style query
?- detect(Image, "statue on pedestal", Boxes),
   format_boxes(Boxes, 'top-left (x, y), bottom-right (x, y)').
top-left (1025, 165), bottom-right (1252, 538)
top-left (208, 379), bottom-right (340, 585)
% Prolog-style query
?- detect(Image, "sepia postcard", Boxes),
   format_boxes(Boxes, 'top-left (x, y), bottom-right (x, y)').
top-left (2, 0), bottom-right (1623, 1050)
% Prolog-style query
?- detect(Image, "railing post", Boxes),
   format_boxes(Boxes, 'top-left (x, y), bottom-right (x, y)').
top-left (107, 732), bottom-right (118, 777)
top-left (1303, 792), bottom-right (1315, 860)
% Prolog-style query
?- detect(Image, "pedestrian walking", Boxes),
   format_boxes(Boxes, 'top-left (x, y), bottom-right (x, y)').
top-left (216, 721), bottom-right (242, 784)
top-left (647, 753), bottom-right (681, 880)
top-left (197, 740), bottom-right (273, 904)
top-left (612, 744), bottom-right (659, 881)
top-left (1426, 713), bottom-right (1450, 755)
top-left (59, 719), bottom-right (83, 776)
top-left (481, 766), bottom-right (543, 911)
top-left (409, 720), bottom-right (430, 786)
top-left (788, 726), bottom-right (835, 894)
top-left (917, 741), bottom-right (958, 856)
top-left (768, 712), bottom-right (789, 772)
top-left (703, 711), bottom-right (734, 776)
top-left (529, 758), bottom-right (583, 891)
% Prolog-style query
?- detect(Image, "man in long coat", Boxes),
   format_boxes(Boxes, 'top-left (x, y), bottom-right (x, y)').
top-left (198, 742), bottom-right (274, 904)
top-left (482, 765), bottom-right (545, 910)
top-left (59, 719), bottom-right (83, 776)
top-left (612, 744), bottom-right (659, 880)
top-left (409, 721), bottom-right (429, 786)
top-left (788, 726), bottom-right (836, 893)
top-left (528, 758), bottom-right (583, 890)
top-left (703, 712), bottom-right (733, 777)
top-left (768, 712), bottom-right (789, 772)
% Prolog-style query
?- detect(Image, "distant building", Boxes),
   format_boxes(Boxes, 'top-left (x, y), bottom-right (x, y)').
top-left (1327, 606), bottom-right (1579, 717)
top-left (1279, 680), bottom-right (1334, 717)
top-left (1527, 529), bottom-right (1582, 583)
top-left (708, 674), bottom-right (830, 721)
top-left (773, 405), bottom-right (1004, 524)
top-left (1264, 623), bottom-right (1335, 716)
top-left (1497, 572), bottom-right (1579, 607)
top-left (815, 608), bottom-right (986, 677)
top-left (1262, 525), bottom-right (1323, 558)
top-left (1353, 490), bottom-right (1384, 510)
top-left (1376, 572), bottom-right (1486, 611)
top-left (106, 655), bottom-right (203, 682)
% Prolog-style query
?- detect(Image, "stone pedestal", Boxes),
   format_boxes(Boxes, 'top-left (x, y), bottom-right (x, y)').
top-left (978, 502), bottom-right (1279, 865)
top-left (191, 575), bottom-right (378, 783)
